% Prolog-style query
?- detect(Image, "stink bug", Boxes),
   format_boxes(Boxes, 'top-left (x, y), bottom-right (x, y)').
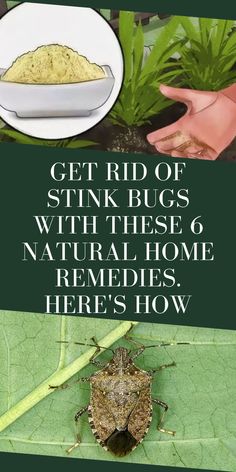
top-left (50, 326), bottom-right (187, 456)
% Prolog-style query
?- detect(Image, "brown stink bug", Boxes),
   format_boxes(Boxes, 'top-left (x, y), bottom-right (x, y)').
top-left (50, 326), bottom-right (187, 456)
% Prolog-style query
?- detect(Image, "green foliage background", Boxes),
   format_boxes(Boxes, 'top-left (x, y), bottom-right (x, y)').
top-left (0, 311), bottom-right (236, 470)
top-left (109, 13), bottom-right (185, 127)
top-left (179, 18), bottom-right (236, 90)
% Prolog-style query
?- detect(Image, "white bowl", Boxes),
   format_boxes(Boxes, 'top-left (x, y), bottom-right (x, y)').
top-left (0, 65), bottom-right (114, 118)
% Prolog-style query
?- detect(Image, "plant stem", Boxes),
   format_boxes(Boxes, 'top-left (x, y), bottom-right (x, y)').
top-left (0, 320), bottom-right (138, 433)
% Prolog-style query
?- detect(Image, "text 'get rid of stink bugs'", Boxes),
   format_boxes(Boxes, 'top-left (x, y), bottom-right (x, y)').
top-left (50, 325), bottom-right (188, 456)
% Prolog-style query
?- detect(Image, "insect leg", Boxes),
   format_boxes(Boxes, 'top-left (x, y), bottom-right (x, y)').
top-left (152, 398), bottom-right (176, 436)
top-left (67, 405), bottom-right (89, 454)
top-left (90, 358), bottom-right (107, 368)
top-left (124, 326), bottom-right (146, 359)
top-left (87, 336), bottom-right (108, 368)
top-left (130, 346), bottom-right (146, 360)
top-left (125, 331), bottom-right (143, 349)
top-left (75, 405), bottom-right (89, 422)
top-left (49, 376), bottom-right (91, 390)
top-left (148, 361), bottom-right (176, 376)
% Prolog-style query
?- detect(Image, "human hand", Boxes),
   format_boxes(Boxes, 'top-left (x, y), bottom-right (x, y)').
top-left (147, 84), bottom-right (236, 160)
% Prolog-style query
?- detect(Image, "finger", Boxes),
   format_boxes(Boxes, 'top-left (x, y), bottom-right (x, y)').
top-left (160, 84), bottom-right (197, 105)
top-left (149, 129), bottom-right (192, 155)
top-left (160, 84), bottom-right (217, 114)
top-left (147, 121), bottom-right (183, 145)
top-left (170, 151), bottom-right (187, 158)
top-left (171, 147), bottom-right (217, 160)
top-left (170, 150), bottom-right (199, 159)
top-left (152, 133), bottom-right (217, 160)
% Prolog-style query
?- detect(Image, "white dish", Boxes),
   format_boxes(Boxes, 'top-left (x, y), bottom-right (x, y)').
top-left (0, 65), bottom-right (114, 118)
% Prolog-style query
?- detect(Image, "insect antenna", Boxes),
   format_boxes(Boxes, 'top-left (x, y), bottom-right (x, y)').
top-left (124, 324), bottom-right (190, 351)
top-left (56, 340), bottom-right (114, 353)
top-left (126, 337), bottom-right (190, 360)
top-left (141, 342), bottom-right (190, 349)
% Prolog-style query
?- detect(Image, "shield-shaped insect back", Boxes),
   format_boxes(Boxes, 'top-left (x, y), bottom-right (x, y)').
top-left (49, 324), bottom-right (189, 456)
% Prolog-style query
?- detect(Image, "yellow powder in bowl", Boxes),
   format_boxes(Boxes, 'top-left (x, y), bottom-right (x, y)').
top-left (1, 44), bottom-right (105, 84)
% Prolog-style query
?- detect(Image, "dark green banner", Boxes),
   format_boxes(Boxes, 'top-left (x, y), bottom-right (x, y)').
top-left (0, 142), bottom-right (235, 329)
top-left (10, 0), bottom-right (236, 20)
top-left (0, 452), bottom-right (214, 472)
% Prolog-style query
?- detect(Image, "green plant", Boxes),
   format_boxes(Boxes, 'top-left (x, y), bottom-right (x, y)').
top-left (0, 128), bottom-right (97, 148)
top-left (109, 12), bottom-right (185, 127)
top-left (180, 17), bottom-right (236, 91)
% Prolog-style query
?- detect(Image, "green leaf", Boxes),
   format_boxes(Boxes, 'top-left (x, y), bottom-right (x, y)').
top-left (143, 17), bottom-right (181, 76)
top-left (199, 17), bottom-right (212, 46)
top-left (64, 139), bottom-right (97, 148)
top-left (119, 11), bottom-right (134, 83)
top-left (0, 311), bottom-right (236, 470)
top-left (0, 129), bottom-right (97, 148)
top-left (0, 314), bottom-right (136, 433)
top-left (180, 17), bottom-right (236, 91)
top-left (109, 13), bottom-right (183, 127)
top-left (212, 20), bottom-right (234, 56)
top-left (133, 22), bottom-right (144, 83)
top-left (222, 30), bottom-right (236, 56)
top-left (179, 17), bottom-right (200, 42)
top-left (0, 129), bottom-right (43, 145)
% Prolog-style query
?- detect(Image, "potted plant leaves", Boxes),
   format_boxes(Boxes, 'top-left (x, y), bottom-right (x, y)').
top-left (81, 11), bottom-right (186, 153)
top-left (179, 17), bottom-right (236, 91)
